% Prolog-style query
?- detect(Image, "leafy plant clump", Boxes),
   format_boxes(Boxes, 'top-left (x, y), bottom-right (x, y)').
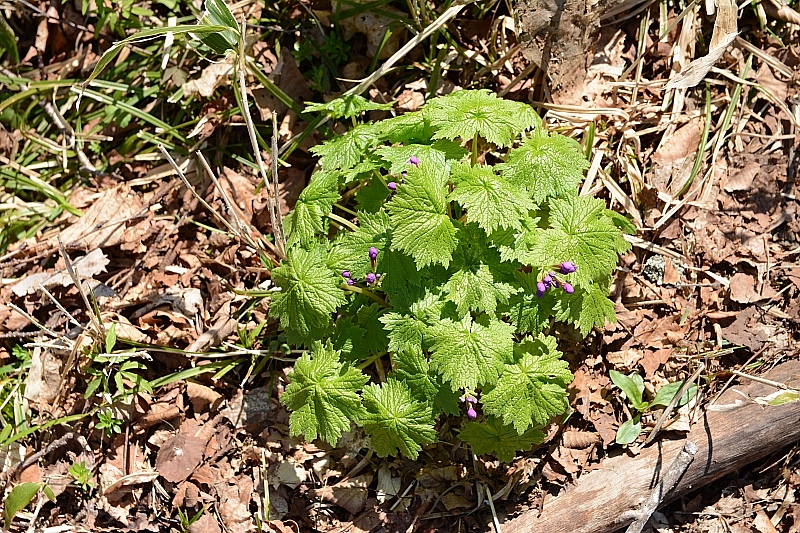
top-left (272, 90), bottom-right (634, 461)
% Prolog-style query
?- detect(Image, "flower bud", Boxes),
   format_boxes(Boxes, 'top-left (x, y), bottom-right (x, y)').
top-left (369, 247), bottom-right (378, 260)
top-left (408, 156), bottom-right (419, 166)
top-left (387, 181), bottom-right (397, 192)
top-left (341, 270), bottom-right (351, 278)
top-left (537, 281), bottom-right (547, 293)
top-left (562, 282), bottom-right (574, 294)
top-left (542, 273), bottom-right (553, 287)
top-left (366, 273), bottom-right (376, 284)
top-left (467, 406), bottom-right (477, 419)
top-left (346, 279), bottom-right (355, 286)
top-left (560, 261), bottom-right (577, 274)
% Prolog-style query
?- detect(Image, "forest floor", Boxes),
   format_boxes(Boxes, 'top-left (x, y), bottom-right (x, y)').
top-left (0, 0), bottom-right (799, 531)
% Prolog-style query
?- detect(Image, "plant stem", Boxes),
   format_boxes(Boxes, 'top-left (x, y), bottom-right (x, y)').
top-left (342, 283), bottom-right (390, 308)
top-left (327, 212), bottom-right (358, 231)
top-left (471, 134), bottom-right (478, 166)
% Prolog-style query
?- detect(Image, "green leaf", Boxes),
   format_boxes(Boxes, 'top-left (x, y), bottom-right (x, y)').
top-left (375, 141), bottom-right (467, 175)
top-left (269, 246), bottom-right (348, 342)
top-left (767, 390), bottom-right (800, 406)
top-left (449, 163), bottom-right (535, 234)
top-left (374, 111), bottom-right (433, 144)
top-left (286, 170), bottom-right (340, 248)
top-left (379, 290), bottom-right (444, 353)
top-left (553, 282), bottom-right (617, 336)
top-left (482, 335), bottom-right (573, 433)
top-left (83, 24), bottom-right (230, 88)
top-left (309, 122), bottom-right (382, 171)
top-left (440, 224), bottom-right (518, 317)
top-left (387, 159), bottom-right (458, 269)
top-left (355, 303), bottom-right (389, 356)
top-left (427, 314), bottom-right (515, 391)
top-left (499, 130), bottom-right (588, 203)
top-left (304, 94), bottom-right (394, 119)
top-left (459, 416), bottom-right (545, 462)
top-left (362, 378), bottom-right (436, 459)
top-left (651, 381), bottom-right (697, 408)
top-left (280, 341), bottom-right (368, 445)
top-left (425, 89), bottom-right (539, 147)
top-left (198, 0), bottom-right (240, 53)
top-left (609, 370), bottom-right (646, 411)
top-left (327, 210), bottom-right (390, 281)
top-left (529, 195), bottom-right (630, 286)
top-left (105, 323), bottom-right (117, 353)
top-left (615, 416), bottom-right (642, 445)
top-left (0, 12), bottom-right (19, 65)
top-left (504, 271), bottom-right (558, 335)
top-left (4, 482), bottom-right (53, 529)
top-left (392, 347), bottom-right (460, 416)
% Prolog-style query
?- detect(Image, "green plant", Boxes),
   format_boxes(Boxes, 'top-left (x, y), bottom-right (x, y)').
top-left (68, 461), bottom-right (94, 493)
top-left (3, 482), bottom-right (55, 529)
top-left (96, 408), bottom-right (124, 436)
top-left (609, 370), bottom-right (698, 445)
top-left (177, 505), bottom-right (207, 532)
top-left (84, 324), bottom-right (153, 401)
top-left (272, 90), bottom-right (634, 461)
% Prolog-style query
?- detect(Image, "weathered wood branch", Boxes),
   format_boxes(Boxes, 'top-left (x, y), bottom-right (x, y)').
top-left (503, 359), bottom-right (800, 533)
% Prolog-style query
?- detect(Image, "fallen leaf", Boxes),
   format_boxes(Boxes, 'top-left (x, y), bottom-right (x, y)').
top-left (311, 474), bottom-right (371, 515)
top-left (186, 381), bottom-right (224, 412)
top-left (11, 248), bottom-right (109, 297)
top-left (59, 184), bottom-right (145, 250)
top-left (724, 161), bottom-right (760, 192)
top-left (189, 512), bottom-right (222, 533)
top-left (729, 273), bottom-right (759, 303)
top-left (24, 347), bottom-right (63, 405)
top-left (183, 59), bottom-right (234, 98)
top-left (156, 434), bottom-right (206, 483)
top-left (216, 477), bottom-right (255, 533)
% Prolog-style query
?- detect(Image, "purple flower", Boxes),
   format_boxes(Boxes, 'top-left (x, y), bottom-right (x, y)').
top-left (537, 281), bottom-right (547, 294)
top-left (408, 156), bottom-right (419, 166)
top-left (467, 406), bottom-right (477, 419)
top-left (560, 261), bottom-right (577, 274)
top-left (562, 282), bottom-right (574, 294)
top-left (536, 289), bottom-right (546, 298)
top-left (369, 247), bottom-right (378, 260)
top-left (387, 181), bottom-right (397, 192)
top-left (375, 273), bottom-right (382, 279)
top-left (542, 273), bottom-right (553, 287)
top-left (365, 273), bottom-right (376, 284)
top-left (341, 270), bottom-right (351, 279)
top-left (346, 279), bottom-right (355, 286)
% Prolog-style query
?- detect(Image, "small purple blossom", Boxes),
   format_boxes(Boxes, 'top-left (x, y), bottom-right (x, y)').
top-left (369, 247), bottom-right (378, 261)
top-left (408, 155), bottom-right (419, 166)
top-left (341, 270), bottom-right (351, 279)
top-left (562, 282), bottom-right (575, 294)
top-left (537, 281), bottom-right (547, 294)
top-left (365, 273), bottom-right (376, 284)
top-left (375, 273), bottom-right (382, 279)
top-left (467, 406), bottom-right (477, 419)
top-left (387, 181), bottom-right (397, 192)
top-left (346, 279), bottom-right (355, 286)
top-left (542, 273), bottom-right (553, 287)
top-left (460, 394), bottom-right (478, 404)
top-left (560, 261), bottom-right (577, 274)
top-left (536, 289), bottom-right (546, 298)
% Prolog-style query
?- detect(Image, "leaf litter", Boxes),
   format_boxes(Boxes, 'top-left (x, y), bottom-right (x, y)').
top-left (0, 0), bottom-right (799, 531)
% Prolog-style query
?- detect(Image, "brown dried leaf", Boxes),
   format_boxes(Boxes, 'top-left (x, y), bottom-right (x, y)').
top-left (156, 434), bottom-right (206, 483)
top-left (189, 512), bottom-right (223, 533)
top-left (59, 184), bottom-right (146, 249)
top-left (183, 59), bottom-right (234, 98)
top-left (311, 474), bottom-right (371, 515)
top-left (216, 477), bottom-right (256, 533)
top-left (11, 248), bottom-right (109, 297)
top-left (186, 381), bottom-right (223, 412)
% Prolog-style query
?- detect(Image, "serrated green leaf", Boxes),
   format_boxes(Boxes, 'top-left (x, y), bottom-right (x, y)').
top-left (529, 195), bottom-right (630, 286)
top-left (303, 94), bottom-right (394, 119)
top-left (280, 341), bottom-right (368, 445)
top-left (375, 141), bottom-right (467, 175)
top-left (309, 123), bottom-right (382, 171)
top-left (609, 370), bottom-right (646, 411)
top-left (355, 303), bottom-right (389, 356)
top-left (327, 210), bottom-right (390, 280)
top-left (448, 163), bottom-right (535, 234)
top-left (482, 335), bottom-right (572, 433)
top-left (4, 482), bottom-right (52, 529)
top-left (269, 247), bottom-right (347, 342)
top-left (440, 224), bottom-right (518, 317)
top-left (362, 378), bottom-right (436, 459)
top-left (488, 214), bottom-right (541, 264)
top-left (458, 416), bottom-right (545, 462)
top-left (286, 170), bottom-right (340, 248)
top-left (374, 111), bottom-right (433, 144)
top-left (428, 315), bottom-right (515, 390)
top-left (387, 160), bottom-right (457, 268)
top-left (425, 89), bottom-right (538, 147)
top-left (355, 176), bottom-right (391, 213)
top-left (499, 130), bottom-right (588, 203)
top-left (615, 416), bottom-right (642, 445)
top-left (392, 347), bottom-right (460, 416)
top-left (552, 281), bottom-right (617, 336)
top-left (504, 271), bottom-right (558, 335)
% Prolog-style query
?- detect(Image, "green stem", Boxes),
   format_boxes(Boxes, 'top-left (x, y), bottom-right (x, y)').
top-left (342, 284), bottom-right (391, 308)
top-left (334, 203), bottom-right (358, 217)
top-left (471, 134), bottom-right (478, 166)
top-left (327, 212), bottom-right (358, 231)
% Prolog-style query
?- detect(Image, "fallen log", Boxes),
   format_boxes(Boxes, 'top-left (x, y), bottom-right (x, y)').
top-left (503, 359), bottom-right (800, 533)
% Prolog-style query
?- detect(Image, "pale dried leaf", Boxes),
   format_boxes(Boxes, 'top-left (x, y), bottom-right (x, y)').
top-left (216, 477), bottom-right (256, 533)
top-left (11, 248), bottom-right (109, 297)
top-left (311, 474), bottom-right (371, 514)
top-left (186, 381), bottom-right (224, 412)
top-left (183, 59), bottom-right (234, 98)
top-left (24, 347), bottom-right (63, 404)
top-left (59, 184), bottom-right (145, 249)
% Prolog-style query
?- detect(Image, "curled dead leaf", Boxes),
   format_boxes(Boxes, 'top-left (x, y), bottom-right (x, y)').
top-left (155, 434), bottom-right (206, 483)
